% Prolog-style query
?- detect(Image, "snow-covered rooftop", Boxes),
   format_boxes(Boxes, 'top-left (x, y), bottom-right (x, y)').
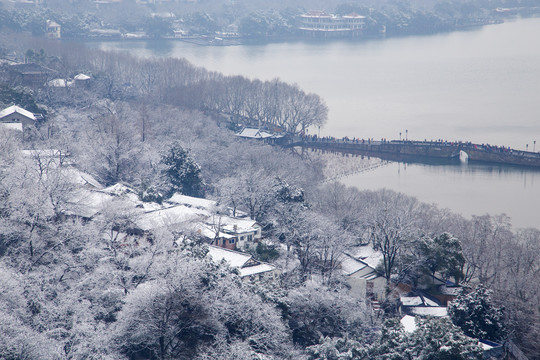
top-left (401, 292), bottom-right (441, 308)
top-left (64, 167), bottom-right (103, 189)
top-left (67, 189), bottom-right (116, 218)
top-left (100, 183), bottom-right (137, 197)
top-left (236, 128), bottom-right (274, 139)
top-left (400, 296), bottom-right (424, 307)
top-left (48, 78), bottom-right (73, 87)
top-left (46, 20), bottom-right (61, 27)
top-left (207, 245), bottom-right (252, 268)
top-left (74, 73), bottom-right (91, 80)
top-left (206, 245), bottom-right (276, 278)
top-left (167, 193), bottom-right (217, 210)
top-left (409, 306), bottom-right (448, 317)
top-left (340, 254), bottom-right (369, 276)
top-left (350, 245), bottom-right (383, 269)
top-left (135, 205), bottom-right (203, 231)
top-left (239, 263), bottom-right (275, 277)
top-left (220, 216), bottom-right (259, 229)
top-left (0, 105), bottom-right (36, 121)
top-left (193, 223), bottom-right (235, 239)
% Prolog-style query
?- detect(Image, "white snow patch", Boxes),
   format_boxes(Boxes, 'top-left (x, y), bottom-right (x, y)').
top-left (401, 315), bottom-right (417, 333)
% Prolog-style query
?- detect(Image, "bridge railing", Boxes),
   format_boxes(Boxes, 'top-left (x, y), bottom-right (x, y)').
top-left (295, 135), bottom-right (540, 159)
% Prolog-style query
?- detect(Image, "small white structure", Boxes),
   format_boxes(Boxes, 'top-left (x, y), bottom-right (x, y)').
top-left (74, 73), bottom-right (91, 87)
top-left (236, 127), bottom-right (275, 139)
top-left (74, 73), bottom-right (91, 81)
top-left (0, 105), bottom-right (37, 138)
top-left (340, 252), bottom-right (386, 301)
top-left (236, 127), bottom-right (284, 142)
top-left (206, 245), bottom-right (276, 281)
top-left (0, 105), bottom-right (36, 125)
top-left (48, 78), bottom-right (74, 88)
top-left (46, 20), bottom-right (61, 39)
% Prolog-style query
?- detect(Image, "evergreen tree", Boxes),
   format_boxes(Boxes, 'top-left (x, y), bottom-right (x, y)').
top-left (448, 284), bottom-right (506, 342)
top-left (373, 317), bottom-right (483, 360)
top-left (160, 143), bottom-right (205, 198)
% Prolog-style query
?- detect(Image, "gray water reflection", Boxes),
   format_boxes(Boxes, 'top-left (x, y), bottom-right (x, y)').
top-left (340, 160), bottom-right (540, 229)
top-left (85, 17), bottom-right (540, 228)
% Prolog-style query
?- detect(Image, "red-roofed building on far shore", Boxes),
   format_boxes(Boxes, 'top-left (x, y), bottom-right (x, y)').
top-left (298, 10), bottom-right (366, 37)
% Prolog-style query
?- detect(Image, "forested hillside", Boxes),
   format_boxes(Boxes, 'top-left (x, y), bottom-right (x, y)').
top-left (0, 32), bottom-right (539, 359)
top-left (1, 0), bottom-right (539, 39)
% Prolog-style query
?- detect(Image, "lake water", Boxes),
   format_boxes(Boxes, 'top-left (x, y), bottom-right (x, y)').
top-left (87, 18), bottom-right (540, 228)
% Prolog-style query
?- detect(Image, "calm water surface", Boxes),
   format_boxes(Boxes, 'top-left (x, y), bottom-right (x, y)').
top-left (88, 18), bottom-right (540, 228)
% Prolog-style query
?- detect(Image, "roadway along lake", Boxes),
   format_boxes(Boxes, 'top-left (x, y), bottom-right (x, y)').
top-left (87, 17), bottom-right (540, 228)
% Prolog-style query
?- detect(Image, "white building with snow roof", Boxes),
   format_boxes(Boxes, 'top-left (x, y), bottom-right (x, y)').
top-left (340, 252), bottom-right (386, 301)
top-left (206, 245), bottom-right (277, 281)
top-left (0, 105), bottom-right (37, 131)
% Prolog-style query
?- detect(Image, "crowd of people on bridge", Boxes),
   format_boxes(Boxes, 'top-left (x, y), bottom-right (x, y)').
top-left (298, 135), bottom-right (540, 158)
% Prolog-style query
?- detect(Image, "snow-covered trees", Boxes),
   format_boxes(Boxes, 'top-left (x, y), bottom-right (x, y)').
top-left (160, 142), bottom-right (205, 198)
top-left (366, 190), bottom-right (421, 286)
top-left (285, 284), bottom-right (367, 347)
top-left (306, 317), bottom-right (483, 360)
top-left (77, 102), bottom-right (144, 186)
top-left (114, 251), bottom-right (293, 360)
top-left (420, 232), bottom-right (465, 284)
top-left (372, 317), bottom-right (483, 360)
top-left (215, 167), bottom-right (275, 221)
top-left (448, 285), bottom-right (506, 342)
top-left (3, 33), bottom-right (540, 360)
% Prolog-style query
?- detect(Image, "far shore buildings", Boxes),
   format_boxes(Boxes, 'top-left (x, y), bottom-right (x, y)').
top-left (298, 10), bottom-right (366, 37)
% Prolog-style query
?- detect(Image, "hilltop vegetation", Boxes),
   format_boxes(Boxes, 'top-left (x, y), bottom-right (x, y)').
top-left (0, 32), bottom-right (539, 359)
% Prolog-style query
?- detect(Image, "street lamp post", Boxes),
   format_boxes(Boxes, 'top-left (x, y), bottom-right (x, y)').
top-left (534, 140), bottom-right (536, 152)
top-left (406, 129), bottom-right (408, 141)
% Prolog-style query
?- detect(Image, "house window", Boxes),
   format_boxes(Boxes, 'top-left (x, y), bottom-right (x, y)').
top-left (223, 239), bottom-right (227, 246)
top-left (247, 235), bottom-right (253, 242)
top-left (240, 236), bottom-right (244, 241)
top-left (230, 238), bottom-right (235, 244)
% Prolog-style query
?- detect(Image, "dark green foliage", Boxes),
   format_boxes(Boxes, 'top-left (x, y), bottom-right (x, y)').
top-left (307, 337), bottom-right (369, 360)
top-left (251, 242), bottom-right (279, 262)
top-left (420, 232), bottom-right (465, 284)
top-left (0, 85), bottom-right (42, 114)
top-left (276, 180), bottom-right (305, 204)
top-left (373, 317), bottom-right (483, 360)
top-left (285, 285), bottom-right (364, 347)
top-left (448, 284), bottom-right (506, 342)
top-left (138, 183), bottom-right (163, 204)
top-left (160, 143), bottom-right (205, 198)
